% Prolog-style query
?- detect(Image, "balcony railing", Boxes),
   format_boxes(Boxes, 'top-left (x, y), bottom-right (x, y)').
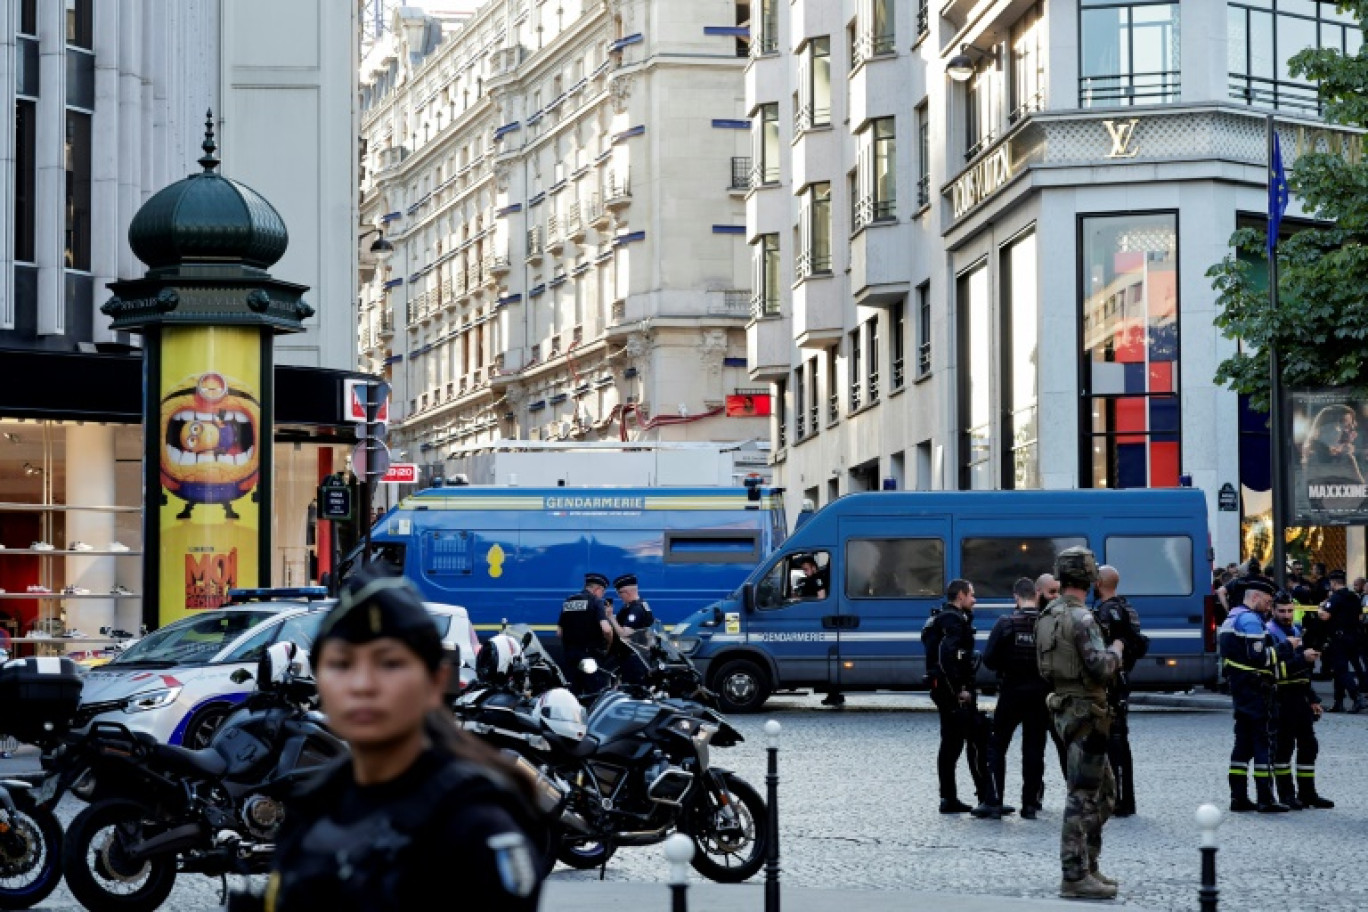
top-left (916, 174), bottom-right (930, 209)
top-left (486, 253), bottom-right (511, 275)
top-left (710, 289), bottom-right (750, 316)
top-left (808, 403), bottom-right (818, 435)
top-left (1079, 71), bottom-right (1180, 108)
top-left (828, 392), bottom-right (839, 424)
top-left (892, 355), bottom-right (905, 389)
top-left (854, 195), bottom-right (896, 230)
top-left (467, 263), bottom-right (482, 289)
top-left (916, 0), bottom-right (929, 39)
top-left (1228, 74), bottom-right (1322, 117)
top-left (749, 160), bottom-right (779, 189)
top-left (585, 193), bottom-right (609, 228)
top-left (750, 289), bottom-right (780, 319)
top-left (852, 31), bottom-right (895, 69)
top-left (526, 227), bottom-right (544, 261)
top-left (868, 370), bottom-right (879, 403)
top-left (566, 203), bottom-right (585, 240)
top-left (917, 341), bottom-right (931, 376)
top-left (849, 380), bottom-right (862, 412)
top-left (795, 248), bottom-right (832, 279)
top-left (603, 170), bottom-right (632, 207)
top-left (794, 103), bottom-right (830, 134)
top-left (731, 156), bottom-right (752, 191)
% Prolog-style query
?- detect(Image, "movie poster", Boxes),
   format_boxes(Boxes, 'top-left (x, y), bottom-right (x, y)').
top-left (157, 327), bottom-right (262, 624)
top-left (1289, 388), bottom-right (1368, 526)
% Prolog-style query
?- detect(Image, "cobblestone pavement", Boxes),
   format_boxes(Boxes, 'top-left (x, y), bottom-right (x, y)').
top-left (7, 694), bottom-right (1366, 910)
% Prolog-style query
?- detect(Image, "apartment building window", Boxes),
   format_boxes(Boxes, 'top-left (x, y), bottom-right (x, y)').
top-left (917, 0), bottom-right (930, 40)
top-left (797, 38), bottom-right (832, 132)
top-left (965, 55), bottom-right (1002, 161)
top-left (891, 299), bottom-right (906, 391)
top-left (826, 347), bottom-right (840, 424)
top-left (775, 376), bottom-right (788, 448)
top-left (1010, 3), bottom-right (1046, 122)
top-left (756, 0), bottom-right (779, 54)
top-left (21, 0), bottom-right (36, 34)
top-left (1003, 232), bottom-right (1039, 488)
top-left (795, 364), bottom-right (807, 439)
top-left (958, 262), bottom-right (992, 489)
top-left (1081, 213), bottom-right (1180, 489)
top-left (751, 233), bottom-right (780, 316)
top-left (1080, 1), bottom-right (1180, 107)
top-left (854, 0), bottom-right (895, 66)
top-left (848, 328), bottom-right (862, 411)
top-left (916, 103), bottom-right (930, 208)
top-left (753, 103), bottom-right (780, 185)
top-left (66, 0), bottom-right (93, 49)
top-left (15, 101), bottom-right (35, 262)
top-left (855, 117), bottom-right (895, 228)
top-left (797, 182), bottom-right (832, 278)
top-left (65, 111), bottom-right (91, 271)
top-left (866, 316), bottom-right (880, 403)
top-left (916, 281), bottom-right (932, 377)
top-left (806, 355), bottom-right (819, 435)
top-left (1229, 1), bottom-right (1360, 116)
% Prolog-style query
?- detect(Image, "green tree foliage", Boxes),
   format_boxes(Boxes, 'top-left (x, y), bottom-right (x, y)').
top-left (1207, 3), bottom-right (1368, 412)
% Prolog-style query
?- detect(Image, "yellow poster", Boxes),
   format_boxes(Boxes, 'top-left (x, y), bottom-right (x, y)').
top-left (158, 327), bottom-right (262, 624)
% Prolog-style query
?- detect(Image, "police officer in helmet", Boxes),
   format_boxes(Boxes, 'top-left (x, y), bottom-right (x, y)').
top-left (1037, 546), bottom-right (1125, 900)
top-left (984, 577), bottom-right (1050, 820)
top-left (558, 571), bottom-right (614, 696)
top-left (245, 567), bottom-right (546, 911)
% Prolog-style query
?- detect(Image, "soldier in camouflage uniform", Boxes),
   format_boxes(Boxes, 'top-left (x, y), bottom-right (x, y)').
top-left (1036, 547), bottom-right (1126, 901)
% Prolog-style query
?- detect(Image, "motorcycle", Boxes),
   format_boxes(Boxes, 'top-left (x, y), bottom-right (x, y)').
top-left (457, 627), bottom-right (768, 882)
top-left (0, 655), bottom-right (84, 909)
top-left (41, 642), bottom-right (345, 912)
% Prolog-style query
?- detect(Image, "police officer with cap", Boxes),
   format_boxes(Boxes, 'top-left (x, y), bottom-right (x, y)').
top-left (1036, 546), bottom-right (1124, 900)
top-left (558, 571), bottom-right (614, 695)
top-left (244, 566), bottom-right (546, 911)
top-left (606, 573), bottom-right (654, 686)
top-left (1217, 577), bottom-right (1287, 812)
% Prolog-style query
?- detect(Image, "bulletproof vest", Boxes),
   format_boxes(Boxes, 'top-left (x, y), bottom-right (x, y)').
top-left (558, 590), bottom-right (601, 651)
top-left (1036, 598), bottom-right (1100, 697)
top-left (272, 760), bottom-right (506, 912)
top-left (1001, 611), bottom-right (1041, 681)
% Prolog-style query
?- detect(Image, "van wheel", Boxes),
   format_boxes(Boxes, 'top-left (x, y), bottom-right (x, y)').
top-left (712, 659), bottom-right (770, 714)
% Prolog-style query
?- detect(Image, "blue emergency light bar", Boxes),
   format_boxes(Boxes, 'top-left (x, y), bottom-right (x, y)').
top-left (227, 587), bottom-right (331, 604)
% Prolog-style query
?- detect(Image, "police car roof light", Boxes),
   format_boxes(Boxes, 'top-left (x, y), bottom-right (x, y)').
top-left (227, 586), bottom-right (330, 604)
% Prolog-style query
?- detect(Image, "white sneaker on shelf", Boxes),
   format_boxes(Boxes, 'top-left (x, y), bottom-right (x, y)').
top-left (26, 585), bottom-right (51, 594)
top-left (62, 585), bottom-right (90, 595)
top-left (69, 541), bottom-right (93, 551)
top-left (111, 585), bottom-right (134, 596)
top-left (107, 541), bottom-right (130, 552)
top-left (30, 541), bottom-right (54, 551)
top-left (62, 628), bottom-right (87, 638)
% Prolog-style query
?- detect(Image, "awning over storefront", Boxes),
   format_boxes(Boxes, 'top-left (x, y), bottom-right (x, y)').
top-left (0, 349), bottom-right (369, 435)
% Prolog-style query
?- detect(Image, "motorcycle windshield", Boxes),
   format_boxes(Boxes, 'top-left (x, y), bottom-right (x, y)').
top-left (623, 621), bottom-right (692, 666)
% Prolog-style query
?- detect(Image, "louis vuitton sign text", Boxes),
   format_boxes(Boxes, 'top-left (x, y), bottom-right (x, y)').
top-left (952, 144), bottom-right (1013, 220)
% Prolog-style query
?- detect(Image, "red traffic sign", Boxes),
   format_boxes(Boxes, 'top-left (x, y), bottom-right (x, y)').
top-left (344, 378), bottom-right (390, 423)
top-left (380, 463), bottom-right (419, 484)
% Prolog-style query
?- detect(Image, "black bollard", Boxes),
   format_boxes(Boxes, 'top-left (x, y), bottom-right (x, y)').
top-left (764, 719), bottom-right (782, 912)
top-left (665, 832), bottom-right (693, 912)
top-left (1196, 803), bottom-right (1222, 912)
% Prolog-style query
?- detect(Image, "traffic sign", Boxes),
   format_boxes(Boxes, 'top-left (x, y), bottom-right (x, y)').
top-left (381, 463), bottom-right (419, 484)
top-left (351, 440), bottom-right (391, 478)
top-left (355, 421), bottom-right (388, 441)
top-left (344, 378), bottom-right (391, 423)
top-left (318, 481), bottom-right (353, 521)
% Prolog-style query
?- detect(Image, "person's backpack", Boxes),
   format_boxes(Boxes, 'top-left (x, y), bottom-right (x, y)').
top-left (1119, 598), bottom-right (1149, 661)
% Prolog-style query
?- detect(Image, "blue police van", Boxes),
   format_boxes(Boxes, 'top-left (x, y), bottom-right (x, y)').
top-left (353, 483), bottom-right (788, 635)
top-left (671, 488), bottom-right (1217, 713)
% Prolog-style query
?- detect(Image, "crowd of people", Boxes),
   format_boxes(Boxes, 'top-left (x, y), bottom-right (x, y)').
top-left (922, 546), bottom-right (1145, 901)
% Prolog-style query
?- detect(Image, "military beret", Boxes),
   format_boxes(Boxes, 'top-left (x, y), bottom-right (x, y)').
top-left (313, 566), bottom-right (444, 672)
top-left (1244, 579), bottom-right (1276, 596)
top-left (585, 572), bottom-right (609, 588)
top-left (612, 573), bottom-right (638, 590)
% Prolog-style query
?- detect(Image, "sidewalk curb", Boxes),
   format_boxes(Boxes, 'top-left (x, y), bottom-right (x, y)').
top-left (1128, 692), bottom-right (1228, 710)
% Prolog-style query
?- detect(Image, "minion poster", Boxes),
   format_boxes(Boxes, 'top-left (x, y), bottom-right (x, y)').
top-left (157, 326), bottom-right (264, 624)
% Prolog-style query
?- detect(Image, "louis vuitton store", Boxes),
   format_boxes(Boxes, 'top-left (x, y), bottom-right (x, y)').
top-left (941, 105), bottom-right (1365, 571)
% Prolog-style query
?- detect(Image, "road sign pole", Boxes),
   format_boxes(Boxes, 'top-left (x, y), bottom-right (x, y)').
top-left (363, 382), bottom-right (378, 568)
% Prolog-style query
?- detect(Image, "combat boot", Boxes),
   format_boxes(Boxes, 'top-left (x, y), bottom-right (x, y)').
top-left (1059, 874), bottom-right (1118, 900)
top-left (1298, 770), bottom-right (1335, 809)
top-left (1327, 700), bottom-right (1344, 713)
top-left (1089, 864), bottom-right (1118, 888)
top-left (1255, 777), bottom-right (1289, 813)
top-left (1274, 769), bottom-right (1304, 810)
top-left (1228, 773), bottom-right (1257, 813)
top-left (1350, 695), bottom-right (1366, 714)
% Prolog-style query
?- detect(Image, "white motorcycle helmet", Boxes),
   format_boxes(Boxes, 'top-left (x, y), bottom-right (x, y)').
top-left (476, 632), bottom-right (523, 685)
top-left (535, 688), bottom-right (587, 741)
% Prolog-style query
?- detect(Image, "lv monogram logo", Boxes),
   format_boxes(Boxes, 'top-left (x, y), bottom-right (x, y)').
top-left (1103, 118), bottom-right (1141, 158)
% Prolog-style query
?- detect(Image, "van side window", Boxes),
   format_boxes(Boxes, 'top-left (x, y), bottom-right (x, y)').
top-left (844, 539), bottom-right (944, 599)
top-left (959, 536), bottom-right (1087, 598)
top-left (1105, 535), bottom-right (1192, 596)
top-left (664, 530), bottom-right (760, 564)
top-left (754, 550), bottom-right (830, 608)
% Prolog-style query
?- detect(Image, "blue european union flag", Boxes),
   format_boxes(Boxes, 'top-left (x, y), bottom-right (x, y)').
top-left (1268, 131), bottom-right (1289, 256)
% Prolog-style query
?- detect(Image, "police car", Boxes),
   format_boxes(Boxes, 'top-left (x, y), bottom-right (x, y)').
top-left (75, 587), bottom-right (480, 747)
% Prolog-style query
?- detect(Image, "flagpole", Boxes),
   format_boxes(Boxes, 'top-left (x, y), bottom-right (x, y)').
top-left (1267, 113), bottom-right (1288, 591)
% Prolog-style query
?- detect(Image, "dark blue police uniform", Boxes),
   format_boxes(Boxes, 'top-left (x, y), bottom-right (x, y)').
top-left (558, 572), bottom-right (611, 695)
top-left (1218, 586), bottom-right (1284, 812)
